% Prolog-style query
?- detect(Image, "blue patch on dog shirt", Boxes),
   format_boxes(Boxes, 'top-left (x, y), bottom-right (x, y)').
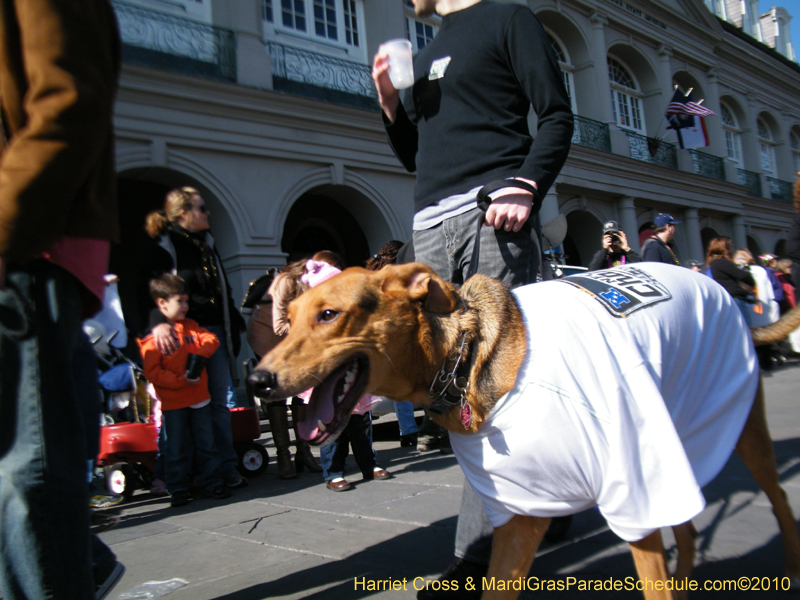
top-left (560, 268), bottom-right (671, 317)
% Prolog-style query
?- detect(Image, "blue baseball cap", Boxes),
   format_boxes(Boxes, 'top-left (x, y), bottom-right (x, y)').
top-left (654, 213), bottom-right (680, 228)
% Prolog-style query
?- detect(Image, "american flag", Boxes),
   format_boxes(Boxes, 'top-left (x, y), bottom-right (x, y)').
top-left (665, 89), bottom-right (715, 117)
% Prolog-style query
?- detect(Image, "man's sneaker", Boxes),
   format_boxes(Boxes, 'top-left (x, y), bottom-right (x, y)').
top-left (416, 558), bottom-right (486, 599)
top-left (225, 473), bottom-right (249, 489)
top-left (89, 493), bottom-right (124, 509)
top-left (170, 490), bottom-right (192, 507)
top-left (94, 559), bottom-right (125, 600)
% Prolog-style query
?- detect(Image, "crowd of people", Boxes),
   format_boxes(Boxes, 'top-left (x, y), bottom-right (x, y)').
top-left (589, 215), bottom-right (800, 369)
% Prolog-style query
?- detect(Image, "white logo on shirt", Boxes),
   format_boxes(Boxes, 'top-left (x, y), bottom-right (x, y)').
top-left (429, 57), bottom-right (452, 80)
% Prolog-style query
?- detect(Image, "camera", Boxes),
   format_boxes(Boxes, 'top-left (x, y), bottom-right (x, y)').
top-left (609, 233), bottom-right (621, 244)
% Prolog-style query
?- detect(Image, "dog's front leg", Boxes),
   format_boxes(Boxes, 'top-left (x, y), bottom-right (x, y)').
top-left (482, 515), bottom-right (550, 600)
top-left (629, 529), bottom-right (675, 600)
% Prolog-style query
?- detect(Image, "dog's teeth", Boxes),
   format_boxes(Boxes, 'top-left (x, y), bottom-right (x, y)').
top-left (345, 369), bottom-right (356, 384)
top-left (318, 420), bottom-right (327, 432)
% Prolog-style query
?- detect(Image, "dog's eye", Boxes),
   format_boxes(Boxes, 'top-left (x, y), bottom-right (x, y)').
top-left (317, 309), bottom-right (340, 323)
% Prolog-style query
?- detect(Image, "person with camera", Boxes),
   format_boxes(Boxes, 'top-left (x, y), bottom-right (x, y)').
top-left (588, 221), bottom-right (642, 271)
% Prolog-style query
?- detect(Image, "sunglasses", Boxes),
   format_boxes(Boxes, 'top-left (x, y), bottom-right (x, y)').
top-left (193, 204), bottom-right (210, 214)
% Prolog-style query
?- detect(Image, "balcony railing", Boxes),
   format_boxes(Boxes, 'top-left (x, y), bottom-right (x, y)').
top-left (737, 169), bottom-right (762, 197)
top-left (267, 42), bottom-right (377, 110)
top-left (112, 1), bottom-right (236, 81)
top-left (689, 150), bottom-right (725, 182)
top-left (767, 176), bottom-right (793, 203)
top-left (571, 116), bottom-right (611, 153)
top-left (623, 131), bottom-right (677, 170)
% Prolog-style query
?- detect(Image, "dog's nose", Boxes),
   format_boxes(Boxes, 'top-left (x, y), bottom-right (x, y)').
top-left (247, 369), bottom-right (278, 396)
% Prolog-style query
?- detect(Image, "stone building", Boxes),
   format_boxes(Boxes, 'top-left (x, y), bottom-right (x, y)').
top-left (111, 0), bottom-right (799, 369)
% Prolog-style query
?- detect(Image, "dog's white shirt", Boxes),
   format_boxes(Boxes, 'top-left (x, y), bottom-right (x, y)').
top-left (450, 263), bottom-right (759, 542)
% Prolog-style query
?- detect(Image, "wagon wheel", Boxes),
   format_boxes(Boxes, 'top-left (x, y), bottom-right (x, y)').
top-left (104, 462), bottom-right (136, 500)
top-left (238, 443), bottom-right (269, 477)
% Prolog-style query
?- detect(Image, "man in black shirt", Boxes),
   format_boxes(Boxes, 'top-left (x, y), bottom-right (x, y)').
top-left (372, 1), bottom-right (573, 596)
top-left (588, 220), bottom-right (642, 271)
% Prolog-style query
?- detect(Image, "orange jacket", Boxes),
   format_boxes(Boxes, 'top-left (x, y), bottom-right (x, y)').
top-left (137, 319), bottom-right (219, 411)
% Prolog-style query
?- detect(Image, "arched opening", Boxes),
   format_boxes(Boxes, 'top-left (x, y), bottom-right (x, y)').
top-left (281, 192), bottom-right (370, 267)
top-left (111, 177), bottom-right (172, 356)
top-left (746, 235), bottom-right (762, 257)
top-left (638, 221), bottom-right (655, 248)
top-left (112, 170), bottom-right (234, 357)
top-left (564, 210), bottom-right (603, 267)
top-left (700, 226), bottom-right (721, 258)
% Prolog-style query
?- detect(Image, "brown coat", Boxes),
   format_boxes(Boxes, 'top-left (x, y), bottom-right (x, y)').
top-left (0, 0), bottom-right (121, 263)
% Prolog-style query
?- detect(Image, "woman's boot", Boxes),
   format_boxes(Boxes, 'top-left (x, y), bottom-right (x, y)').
top-left (291, 403), bottom-right (323, 472)
top-left (267, 404), bottom-right (297, 479)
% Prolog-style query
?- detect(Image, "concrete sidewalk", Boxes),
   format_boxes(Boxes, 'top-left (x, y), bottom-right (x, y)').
top-left (96, 361), bottom-right (800, 600)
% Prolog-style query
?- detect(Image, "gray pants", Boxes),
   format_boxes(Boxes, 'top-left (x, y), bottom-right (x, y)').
top-left (413, 206), bottom-right (540, 565)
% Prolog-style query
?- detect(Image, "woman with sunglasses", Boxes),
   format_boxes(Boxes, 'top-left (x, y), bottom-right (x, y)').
top-left (143, 187), bottom-right (248, 493)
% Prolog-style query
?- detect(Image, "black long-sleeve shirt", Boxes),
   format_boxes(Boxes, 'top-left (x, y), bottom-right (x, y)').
top-left (588, 248), bottom-right (642, 271)
top-left (385, 1), bottom-right (574, 213)
top-left (709, 257), bottom-right (755, 301)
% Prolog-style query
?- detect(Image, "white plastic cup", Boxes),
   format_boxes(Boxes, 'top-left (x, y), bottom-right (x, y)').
top-left (380, 39), bottom-right (414, 90)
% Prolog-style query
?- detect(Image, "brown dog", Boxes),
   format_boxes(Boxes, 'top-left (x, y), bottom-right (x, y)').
top-left (249, 262), bottom-right (800, 600)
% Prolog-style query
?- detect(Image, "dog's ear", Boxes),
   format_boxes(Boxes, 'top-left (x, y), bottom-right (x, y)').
top-left (385, 263), bottom-right (459, 314)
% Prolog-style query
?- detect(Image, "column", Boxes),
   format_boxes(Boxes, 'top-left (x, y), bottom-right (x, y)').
top-left (539, 190), bottom-right (560, 229)
top-left (618, 196), bottom-right (640, 253)
top-left (590, 12), bottom-right (614, 125)
top-left (732, 214), bottom-right (747, 250)
top-left (657, 44), bottom-right (673, 110)
top-left (705, 69), bottom-right (728, 160)
top-left (683, 207), bottom-right (703, 261)
top-left (212, 0), bottom-right (272, 89)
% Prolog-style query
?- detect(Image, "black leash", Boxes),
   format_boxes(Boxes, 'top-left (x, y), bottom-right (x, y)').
top-left (466, 179), bottom-right (552, 281)
top-left (426, 179), bottom-right (551, 423)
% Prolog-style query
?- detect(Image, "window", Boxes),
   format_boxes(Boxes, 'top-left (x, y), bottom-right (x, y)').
top-left (608, 57), bottom-right (645, 134)
top-left (547, 32), bottom-right (576, 115)
top-left (791, 130), bottom-right (800, 174)
top-left (342, 0), bottom-right (359, 46)
top-left (404, 0), bottom-right (439, 52)
top-left (281, 0), bottom-right (306, 31)
top-left (263, 0), bottom-right (363, 53)
top-left (757, 117), bottom-right (776, 175)
top-left (313, 0), bottom-right (337, 40)
top-left (721, 103), bottom-right (743, 165)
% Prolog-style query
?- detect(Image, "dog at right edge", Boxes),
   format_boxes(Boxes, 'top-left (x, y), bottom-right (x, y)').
top-left (249, 262), bottom-right (800, 600)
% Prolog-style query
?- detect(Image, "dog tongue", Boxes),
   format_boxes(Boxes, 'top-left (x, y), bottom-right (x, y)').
top-left (297, 387), bottom-right (335, 441)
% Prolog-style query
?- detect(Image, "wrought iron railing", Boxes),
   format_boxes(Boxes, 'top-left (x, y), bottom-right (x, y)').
top-left (112, 1), bottom-right (236, 81)
top-left (623, 131), bottom-right (677, 170)
top-left (571, 116), bottom-right (611, 153)
top-left (737, 169), bottom-right (762, 197)
top-left (267, 42), bottom-right (377, 109)
top-left (688, 150), bottom-right (725, 182)
top-left (767, 176), bottom-right (793, 203)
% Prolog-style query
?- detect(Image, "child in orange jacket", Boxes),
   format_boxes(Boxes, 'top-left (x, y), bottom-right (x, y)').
top-left (137, 274), bottom-right (229, 507)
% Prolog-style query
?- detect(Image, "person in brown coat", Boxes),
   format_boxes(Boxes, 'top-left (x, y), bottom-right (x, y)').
top-left (0, 1), bottom-right (123, 598)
